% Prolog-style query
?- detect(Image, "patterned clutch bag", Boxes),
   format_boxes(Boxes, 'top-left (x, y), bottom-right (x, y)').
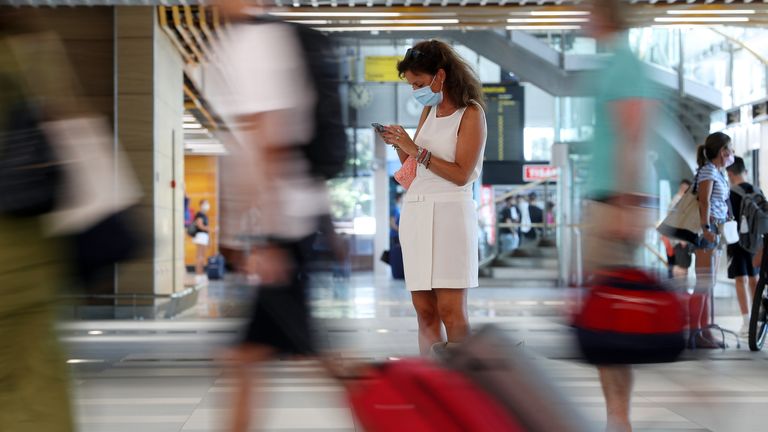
top-left (394, 156), bottom-right (417, 190)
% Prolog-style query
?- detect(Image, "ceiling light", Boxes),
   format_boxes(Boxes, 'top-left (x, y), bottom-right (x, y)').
top-left (507, 17), bottom-right (589, 23)
top-left (652, 24), bottom-right (724, 28)
top-left (67, 359), bottom-right (105, 364)
top-left (506, 25), bottom-right (582, 30)
top-left (655, 16), bottom-right (749, 22)
top-left (529, 10), bottom-right (590, 16)
top-left (359, 19), bottom-right (459, 24)
top-left (666, 9), bottom-right (755, 14)
top-left (318, 26), bottom-right (444, 32)
top-left (270, 11), bottom-right (402, 17)
top-left (87, 330), bottom-right (104, 335)
top-left (286, 20), bottom-right (331, 25)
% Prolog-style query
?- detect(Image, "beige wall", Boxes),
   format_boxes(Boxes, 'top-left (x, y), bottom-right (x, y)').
top-left (115, 7), bottom-right (184, 297)
top-left (153, 15), bottom-right (185, 295)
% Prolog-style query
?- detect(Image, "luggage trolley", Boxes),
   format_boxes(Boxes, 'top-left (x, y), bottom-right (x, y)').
top-left (748, 233), bottom-right (768, 351)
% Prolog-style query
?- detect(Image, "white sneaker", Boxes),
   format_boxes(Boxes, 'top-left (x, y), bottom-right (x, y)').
top-left (739, 323), bottom-right (750, 338)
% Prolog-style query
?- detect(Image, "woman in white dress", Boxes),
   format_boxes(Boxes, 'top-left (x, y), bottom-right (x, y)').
top-left (380, 40), bottom-right (487, 355)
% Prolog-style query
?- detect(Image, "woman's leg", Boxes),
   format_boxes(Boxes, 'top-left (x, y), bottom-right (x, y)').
top-left (411, 291), bottom-right (443, 355)
top-left (748, 275), bottom-right (759, 301)
top-left (692, 248), bottom-right (720, 345)
top-left (598, 365), bottom-right (633, 432)
top-left (435, 289), bottom-right (470, 344)
top-left (196, 244), bottom-right (206, 275)
top-left (228, 345), bottom-right (273, 432)
top-left (735, 276), bottom-right (751, 316)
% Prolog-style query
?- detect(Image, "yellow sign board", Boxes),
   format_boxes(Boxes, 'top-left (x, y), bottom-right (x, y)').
top-left (365, 56), bottom-right (402, 82)
top-left (483, 86), bottom-right (508, 94)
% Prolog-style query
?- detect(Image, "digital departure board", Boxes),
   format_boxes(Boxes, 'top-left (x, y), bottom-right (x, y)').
top-left (482, 84), bottom-right (524, 162)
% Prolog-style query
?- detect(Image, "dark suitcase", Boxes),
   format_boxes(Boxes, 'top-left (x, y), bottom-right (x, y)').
top-left (443, 325), bottom-right (591, 432)
top-left (389, 244), bottom-right (404, 280)
top-left (206, 254), bottom-right (226, 280)
top-left (348, 358), bottom-right (525, 432)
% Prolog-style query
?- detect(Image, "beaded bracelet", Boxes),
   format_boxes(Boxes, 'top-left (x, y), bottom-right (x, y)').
top-left (418, 148), bottom-right (430, 165)
top-left (423, 151), bottom-right (432, 169)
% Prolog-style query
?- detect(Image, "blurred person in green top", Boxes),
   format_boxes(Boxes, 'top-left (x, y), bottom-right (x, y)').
top-left (0, 11), bottom-right (74, 432)
top-left (581, 0), bottom-right (660, 431)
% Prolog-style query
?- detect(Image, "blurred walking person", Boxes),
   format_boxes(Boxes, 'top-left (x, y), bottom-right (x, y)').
top-left (379, 40), bottom-right (487, 355)
top-left (0, 12), bottom-right (73, 432)
top-left (211, 1), bottom-right (346, 431)
top-left (580, 0), bottom-right (660, 430)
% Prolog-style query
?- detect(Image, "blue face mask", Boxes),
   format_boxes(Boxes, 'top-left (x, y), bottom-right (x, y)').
top-left (412, 75), bottom-right (443, 107)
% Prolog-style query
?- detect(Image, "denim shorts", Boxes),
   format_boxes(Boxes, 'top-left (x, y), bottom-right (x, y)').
top-left (695, 219), bottom-right (724, 251)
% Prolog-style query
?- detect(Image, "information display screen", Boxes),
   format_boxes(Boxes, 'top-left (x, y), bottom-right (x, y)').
top-left (482, 84), bottom-right (524, 162)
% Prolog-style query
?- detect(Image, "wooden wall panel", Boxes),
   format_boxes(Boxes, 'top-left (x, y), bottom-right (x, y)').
top-left (184, 156), bottom-right (219, 266)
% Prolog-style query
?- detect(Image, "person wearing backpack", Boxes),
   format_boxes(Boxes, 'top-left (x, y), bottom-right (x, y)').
top-left (213, 1), bottom-right (346, 430)
top-left (726, 156), bottom-right (764, 337)
top-left (191, 199), bottom-right (211, 285)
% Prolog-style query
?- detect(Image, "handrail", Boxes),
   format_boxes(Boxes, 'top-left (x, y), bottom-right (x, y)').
top-left (61, 285), bottom-right (202, 301)
top-left (477, 175), bottom-right (558, 211)
top-left (710, 28), bottom-right (768, 67)
top-left (61, 294), bottom-right (172, 299)
top-left (644, 242), bottom-right (668, 266)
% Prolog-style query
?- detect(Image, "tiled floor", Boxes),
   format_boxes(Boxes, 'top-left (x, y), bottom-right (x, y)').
top-left (63, 272), bottom-right (768, 432)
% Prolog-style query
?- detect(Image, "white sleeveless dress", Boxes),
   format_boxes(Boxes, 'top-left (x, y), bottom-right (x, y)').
top-left (398, 102), bottom-right (487, 292)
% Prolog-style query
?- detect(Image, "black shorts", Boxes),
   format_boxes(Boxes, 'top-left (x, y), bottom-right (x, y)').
top-left (243, 283), bottom-right (314, 355)
top-left (727, 244), bottom-right (759, 279)
top-left (673, 243), bottom-right (693, 269)
top-left (241, 237), bottom-right (316, 355)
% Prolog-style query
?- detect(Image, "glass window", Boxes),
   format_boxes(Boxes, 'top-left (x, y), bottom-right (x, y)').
top-left (329, 128), bottom-right (375, 222)
top-left (328, 176), bottom-right (374, 222)
top-left (524, 127), bottom-right (555, 161)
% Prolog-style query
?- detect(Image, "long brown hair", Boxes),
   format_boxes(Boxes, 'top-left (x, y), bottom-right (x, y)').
top-left (397, 39), bottom-right (485, 109)
top-left (696, 132), bottom-right (731, 168)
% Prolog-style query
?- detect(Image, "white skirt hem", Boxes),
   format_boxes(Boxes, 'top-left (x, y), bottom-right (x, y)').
top-left (406, 281), bottom-right (479, 292)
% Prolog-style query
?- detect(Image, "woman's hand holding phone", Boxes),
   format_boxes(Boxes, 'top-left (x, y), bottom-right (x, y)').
top-left (376, 124), bottom-right (416, 156)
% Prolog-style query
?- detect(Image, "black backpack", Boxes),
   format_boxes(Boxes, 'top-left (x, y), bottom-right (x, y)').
top-left (732, 185), bottom-right (768, 254)
top-left (247, 17), bottom-right (348, 180)
top-left (0, 74), bottom-right (61, 217)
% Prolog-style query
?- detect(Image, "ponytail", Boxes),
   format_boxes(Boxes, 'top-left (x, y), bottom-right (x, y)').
top-left (696, 145), bottom-right (708, 168)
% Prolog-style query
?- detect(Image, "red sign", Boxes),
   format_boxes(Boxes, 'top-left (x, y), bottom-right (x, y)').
top-left (523, 165), bottom-right (558, 182)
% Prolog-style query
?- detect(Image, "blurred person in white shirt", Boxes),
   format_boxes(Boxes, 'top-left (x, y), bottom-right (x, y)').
top-left (211, 1), bottom-right (345, 431)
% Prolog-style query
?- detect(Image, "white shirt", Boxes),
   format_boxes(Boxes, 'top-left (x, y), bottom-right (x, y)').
top-left (214, 21), bottom-right (328, 244)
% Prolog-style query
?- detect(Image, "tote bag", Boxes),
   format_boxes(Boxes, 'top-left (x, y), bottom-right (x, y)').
top-left (657, 187), bottom-right (700, 244)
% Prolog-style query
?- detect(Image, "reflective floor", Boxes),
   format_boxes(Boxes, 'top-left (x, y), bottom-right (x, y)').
top-left (63, 273), bottom-right (768, 432)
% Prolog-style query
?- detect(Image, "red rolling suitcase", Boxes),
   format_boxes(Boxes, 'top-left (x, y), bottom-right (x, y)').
top-left (444, 325), bottom-right (592, 432)
top-left (347, 358), bottom-right (524, 432)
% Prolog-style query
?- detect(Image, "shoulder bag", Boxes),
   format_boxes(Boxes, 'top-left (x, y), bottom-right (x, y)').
top-left (657, 172), bottom-right (701, 243)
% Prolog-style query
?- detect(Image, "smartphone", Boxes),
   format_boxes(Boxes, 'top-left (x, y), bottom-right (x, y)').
top-left (371, 123), bottom-right (386, 134)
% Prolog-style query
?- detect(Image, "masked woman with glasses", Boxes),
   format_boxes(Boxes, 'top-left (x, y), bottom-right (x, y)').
top-left (379, 40), bottom-right (487, 355)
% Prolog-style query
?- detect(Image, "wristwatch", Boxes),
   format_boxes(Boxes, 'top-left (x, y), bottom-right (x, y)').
top-left (701, 223), bottom-right (712, 231)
